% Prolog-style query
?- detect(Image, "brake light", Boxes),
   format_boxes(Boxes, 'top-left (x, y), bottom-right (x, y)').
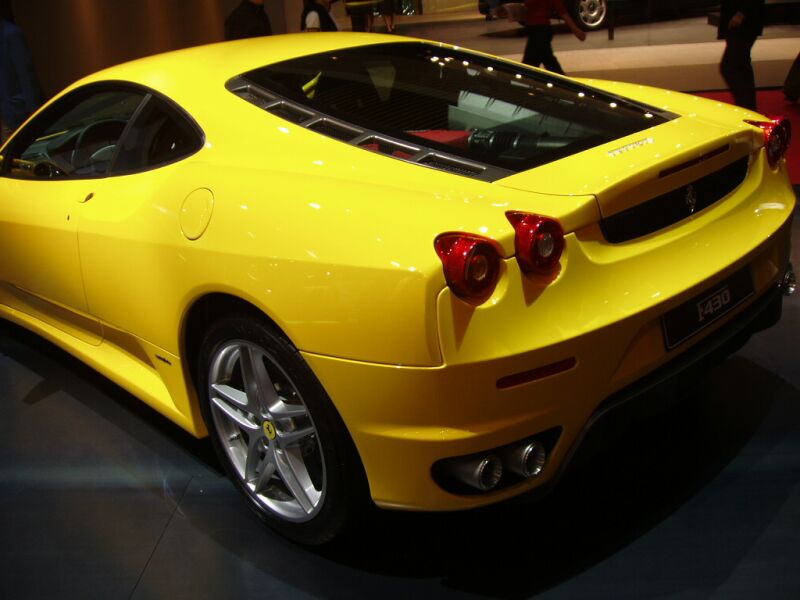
top-left (505, 211), bottom-right (564, 276)
top-left (434, 233), bottom-right (501, 305)
top-left (745, 116), bottom-right (792, 169)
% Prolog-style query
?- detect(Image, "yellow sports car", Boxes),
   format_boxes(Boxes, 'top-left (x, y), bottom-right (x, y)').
top-left (0, 33), bottom-right (794, 544)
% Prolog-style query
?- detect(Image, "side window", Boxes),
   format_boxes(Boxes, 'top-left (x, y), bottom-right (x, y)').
top-left (111, 96), bottom-right (203, 174)
top-left (4, 88), bottom-right (144, 180)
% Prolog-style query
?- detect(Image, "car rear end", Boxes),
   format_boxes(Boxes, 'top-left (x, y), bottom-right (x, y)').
top-left (433, 124), bottom-right (791, 492)
top-left (228, 37), bottom-right (795, 511)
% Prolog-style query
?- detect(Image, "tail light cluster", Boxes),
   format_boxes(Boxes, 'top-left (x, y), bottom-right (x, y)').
top-left (745, 116), bottom-right (792, 169)
top-left (434, 212), bottom-right (564, 305)
top-left (434, 234), bottom-right (501, 305)
top-left (505, 211), bottom-right (565, 275)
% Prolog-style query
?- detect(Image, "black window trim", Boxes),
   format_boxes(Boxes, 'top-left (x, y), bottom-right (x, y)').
top-left (1, 80), bottom-right (205, 181)
top-left (226, 75), bottom-right (511, 182)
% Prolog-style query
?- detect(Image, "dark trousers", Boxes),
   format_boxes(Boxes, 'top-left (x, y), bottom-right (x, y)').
top-left (720, 29), bottom-right (758, 111)
top-left (522, 25), bottom-right (565, 75)
top-left (349, 13), bottom-right (367, 31)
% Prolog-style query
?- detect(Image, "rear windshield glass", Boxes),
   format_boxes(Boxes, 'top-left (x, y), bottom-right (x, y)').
top-left (238, 42), bottom-right (672, 173)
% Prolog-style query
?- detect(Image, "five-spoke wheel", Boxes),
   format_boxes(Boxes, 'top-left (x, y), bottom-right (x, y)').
top-left (197, 314), bottom-right (364, 544)
top-left (208, 339), bottom-right (325, 522)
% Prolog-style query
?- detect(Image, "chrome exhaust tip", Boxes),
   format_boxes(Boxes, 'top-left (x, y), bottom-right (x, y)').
top-left (503, 441), bottom-right (547, 478)
top-left (781, 263), bottom-right (796, 296)
top-left (446, 454), bottom-right (504, 492)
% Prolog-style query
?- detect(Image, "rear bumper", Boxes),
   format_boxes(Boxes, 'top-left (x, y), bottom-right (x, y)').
top-left (302, 216), bottom-right (793, 511)
top-left (552, 275), bottom-right (786, 487)
top-left (304, 151), bottom-right (794, 511)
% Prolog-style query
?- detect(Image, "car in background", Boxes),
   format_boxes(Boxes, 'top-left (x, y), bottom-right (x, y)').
top-left (0, 33), bottom-right (794, 545)
top-left (481, 0), bottom-right (722, 31)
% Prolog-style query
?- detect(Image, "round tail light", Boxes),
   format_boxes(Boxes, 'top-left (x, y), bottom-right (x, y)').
top-left (745, 116), bottom-right (792, 169)
top-left (434, 233), bottom-right (501, 305)
top-left (506, 211), bottom-right (564, 276)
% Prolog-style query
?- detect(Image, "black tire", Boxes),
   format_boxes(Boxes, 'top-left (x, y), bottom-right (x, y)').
top-left (570, 0), bottom-right (607, 31)
top-left (196, 314), bottom-right (366, 545)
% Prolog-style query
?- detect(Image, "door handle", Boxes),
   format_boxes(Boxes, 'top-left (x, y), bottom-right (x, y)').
top-left (80, 192), bottom-right (94, 203)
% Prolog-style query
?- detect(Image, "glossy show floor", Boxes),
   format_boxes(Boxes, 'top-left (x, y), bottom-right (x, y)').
top-left (2, 204), bottom-right (799, 599)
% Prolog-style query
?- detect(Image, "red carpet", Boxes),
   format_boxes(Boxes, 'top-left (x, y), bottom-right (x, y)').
top-left (694, 89), bottom-right (800, 185)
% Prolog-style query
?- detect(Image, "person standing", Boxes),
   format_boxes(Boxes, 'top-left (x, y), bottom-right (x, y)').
top-left (0, 0), bottom-right (41, 143)
top-left (522, 0), bottom-right (586, 75)
top-left (225, 0), bottom-right (272, 40)
top-left (379, 0), bottom-right (396, 33)
top-left (718, 0), bottom-right (765, 111)
top-left (785, 51), bottom-right (800, 102)
top-left (301, 0), bottom-right (339, 31)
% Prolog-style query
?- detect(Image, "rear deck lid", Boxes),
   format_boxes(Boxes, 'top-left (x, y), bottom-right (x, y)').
top-left (496, 116), bottom-right (757, 218)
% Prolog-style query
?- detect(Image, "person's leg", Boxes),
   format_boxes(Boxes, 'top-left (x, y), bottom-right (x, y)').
top-left (349, 12), bottom-right (366, 32)
top-left (540, 27), bottom-right (565, 75)
top-left (522, 28), bottom-right (538, 67)
top-left (720, 29), bottom-right (758, 111)
top-left (523, 26), bottom-right (549, 68)
top-left (381, 0), bottom-right (395, 33)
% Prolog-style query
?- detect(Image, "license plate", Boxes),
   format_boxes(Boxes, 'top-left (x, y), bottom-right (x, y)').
top-left (661, 267), bottom-right (754, 350)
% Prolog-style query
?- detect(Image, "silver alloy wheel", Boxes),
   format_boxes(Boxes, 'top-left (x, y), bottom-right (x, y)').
top-left (576, 0), bottom-right (606, 29)
top-left (207, 340), bottom-right (325, 522)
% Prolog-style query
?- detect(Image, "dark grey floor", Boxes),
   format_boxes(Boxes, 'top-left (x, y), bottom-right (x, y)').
top-left (1, 195), bottom-right (798, 599)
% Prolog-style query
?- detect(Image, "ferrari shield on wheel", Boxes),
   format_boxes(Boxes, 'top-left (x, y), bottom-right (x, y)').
top-left (197, 315), bottom-right (364, 544)
top-left (208, 338), bottom-right (325, 522)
